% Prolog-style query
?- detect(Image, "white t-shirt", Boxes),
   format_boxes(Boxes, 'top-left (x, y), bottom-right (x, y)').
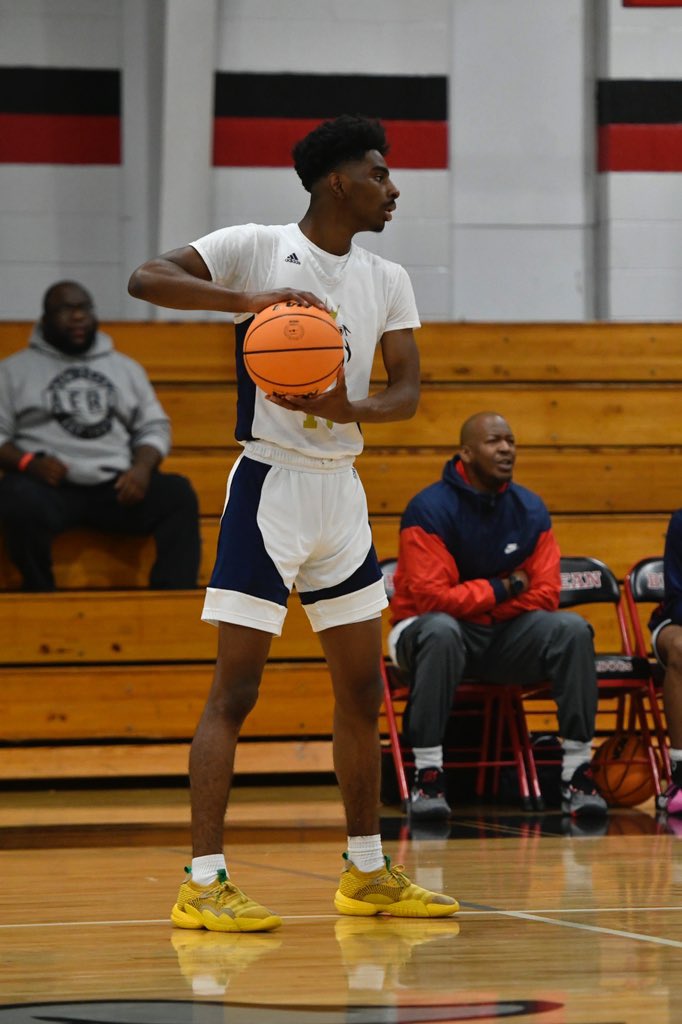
top-left (191, 222), bottom-right (420, 460)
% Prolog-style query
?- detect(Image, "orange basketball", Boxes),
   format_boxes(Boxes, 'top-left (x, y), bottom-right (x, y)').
top-left (243, 303), bottom-right (344, 397)
top-left (592, 733), bottom-right (657, 807)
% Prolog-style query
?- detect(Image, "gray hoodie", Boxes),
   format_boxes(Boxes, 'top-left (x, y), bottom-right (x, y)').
top-left (0, 327), bottom-right (171, 485)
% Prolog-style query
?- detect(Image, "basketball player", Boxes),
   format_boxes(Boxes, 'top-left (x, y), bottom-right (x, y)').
top-left (128, 115), bottom-right (459, 930)
top-left (649, 508), bottom-right (682, 817)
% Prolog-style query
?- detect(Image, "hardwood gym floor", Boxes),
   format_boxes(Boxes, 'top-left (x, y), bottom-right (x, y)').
top-left (1, 781), bottom-right (681, 1023)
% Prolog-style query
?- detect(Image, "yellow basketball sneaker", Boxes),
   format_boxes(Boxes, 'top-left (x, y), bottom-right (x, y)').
top-left (171, 867), bottom-right (282, 932)
top-left (334, 854), bottom-right (459, 918)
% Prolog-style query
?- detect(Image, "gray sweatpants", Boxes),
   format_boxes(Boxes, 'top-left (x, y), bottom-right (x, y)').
top-left (395, 610), bottom-right (598, 747)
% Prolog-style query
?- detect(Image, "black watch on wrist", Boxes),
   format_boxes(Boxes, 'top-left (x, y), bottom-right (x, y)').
top-left (508, 573), bottom-right (524, 597)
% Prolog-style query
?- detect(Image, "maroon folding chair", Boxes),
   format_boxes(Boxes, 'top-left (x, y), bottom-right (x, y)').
top-left (522, 555), bottom-right (664, 796)
top-left (379, 559), bottom-right (543, 812)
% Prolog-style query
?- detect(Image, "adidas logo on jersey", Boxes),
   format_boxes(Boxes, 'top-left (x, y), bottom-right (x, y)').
top-left (284, 252), bottom-right (301, 265)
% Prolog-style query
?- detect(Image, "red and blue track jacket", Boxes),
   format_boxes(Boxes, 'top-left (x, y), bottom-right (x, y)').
top-left (390, 456), bottom-right (561, 626)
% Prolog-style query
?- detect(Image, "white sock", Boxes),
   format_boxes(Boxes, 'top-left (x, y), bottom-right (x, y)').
top-left (191, 853), bottom-right (228, 886)
top-left (347, 834), bottom-right (384, 873)
top-left (414, 745), bottom-right (444, 772)
top-left (561, 739), bottom-right (593, 782)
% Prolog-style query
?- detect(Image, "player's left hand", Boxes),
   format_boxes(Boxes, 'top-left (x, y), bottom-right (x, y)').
top-left (114, 464), bottom-right (151, 505)
top-left (266, 369), bottom-right (356, 422)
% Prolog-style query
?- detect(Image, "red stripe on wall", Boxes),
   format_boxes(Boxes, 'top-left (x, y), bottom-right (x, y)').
top-left (623, 1), bottom-right (682, 7)
top-left (0, 113), bottom-right (121, 164)
top-left (599, 123), bottom-right (682, 171)
top-left (213, 117), bottom-right (447, 169)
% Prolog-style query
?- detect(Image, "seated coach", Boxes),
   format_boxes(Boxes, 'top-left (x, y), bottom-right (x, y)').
top-left (388, 411), bottom-right (607, 821)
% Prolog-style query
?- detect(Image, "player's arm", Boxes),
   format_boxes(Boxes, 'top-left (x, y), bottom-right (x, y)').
top-left (370, 327), bottom-right (421, 421)
top-left (128, 246), bottom-right (326, 314)
top-left (271, 327), bottom-right (420, 423)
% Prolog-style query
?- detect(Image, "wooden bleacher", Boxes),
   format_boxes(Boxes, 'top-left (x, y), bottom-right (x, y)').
top-left (1, 320), bottom-right (679, 780)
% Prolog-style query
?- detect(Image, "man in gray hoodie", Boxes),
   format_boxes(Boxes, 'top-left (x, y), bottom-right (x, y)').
top-left (0, 280), bottom-right (200, 591)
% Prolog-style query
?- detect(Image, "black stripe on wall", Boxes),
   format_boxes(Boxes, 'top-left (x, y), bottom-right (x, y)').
top-left (0, 67), bottom-right (120, 115)
top-left (214, 72), bottom-right (447, 121)
top-left (598, 80), bottom-right (682, 124)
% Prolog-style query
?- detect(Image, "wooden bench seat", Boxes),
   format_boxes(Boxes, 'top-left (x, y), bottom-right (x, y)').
top-left (157, 382), bottom-right (682, 448)
top-left (5, 446), bottom-right (670, 542)
top-left (4, 320), bottom-right (682, 382)
top-left (3, 661), bottom-right (334, 742)
top-left (0, 588), bottom-right (626, 668)
top-left (0, 741), bottom-right (334, 780)
top-left (162, 448), bottom-right (682, 517)
top-left (0, 590), bottom-right (323, 664)
top-left (0, 513), bottom-right (667, 590)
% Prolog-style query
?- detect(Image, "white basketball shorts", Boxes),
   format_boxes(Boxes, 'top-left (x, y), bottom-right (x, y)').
top-left (201, 443), bottom-right (387, 634)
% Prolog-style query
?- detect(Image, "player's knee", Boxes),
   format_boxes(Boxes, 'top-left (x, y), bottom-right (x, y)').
top-left (419, 612), bottom-right (463, 650)
top-left (552, 611), bottom-right (594, 652)
top-left (209, 674), bottom-right (261, 726)
top-left (336, 672), bottom-right (383, 721)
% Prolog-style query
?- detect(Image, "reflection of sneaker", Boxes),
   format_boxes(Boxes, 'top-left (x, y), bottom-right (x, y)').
top-left (409, 818), bottom-right (452, 842)
top-left (410, 768), bottom-right (452, 821)
top-left (657, 781), bottom-right (682, 816)
top-left (171, 929), bottom-right (282, 996)
top-left (561, 763), bottom-right (608, 818)
top-left (334, 854), bottom-right (459, 918)
top-left (334, 916), bottom-right (460, 988)
top-left (660, 811), bottom-right (682, 838)
top-left (171, 868), bottom-right (282, 932)
top-left (561, 815), bottom-right (609, 838)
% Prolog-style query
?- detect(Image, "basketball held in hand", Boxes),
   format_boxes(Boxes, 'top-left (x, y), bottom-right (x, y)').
top-left (592, 732), bottom-right (657, 807)
top-left (243, 303), bottom-right (344, 398)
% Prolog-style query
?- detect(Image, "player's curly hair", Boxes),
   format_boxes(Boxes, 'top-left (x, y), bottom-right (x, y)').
top-left (292, 114), bottom-right (389, 192)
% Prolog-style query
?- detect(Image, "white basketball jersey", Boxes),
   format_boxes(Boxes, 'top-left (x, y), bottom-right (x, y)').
top-left (191, 223), bottom-right (420, 459)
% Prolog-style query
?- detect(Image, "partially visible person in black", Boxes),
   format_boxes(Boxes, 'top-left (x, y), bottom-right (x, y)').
top-left (0, 280), bottom-right (200, 591)
top-left (648, 508), bottom-right (682, 817)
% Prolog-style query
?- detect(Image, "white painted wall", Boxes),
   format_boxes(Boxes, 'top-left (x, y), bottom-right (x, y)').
top-left (450, 0), bottom-right (595, 320)
top-left (0, 0), bottom-right (124, 319)
top-left (0, 0), bottom-right (680, 322)
top-left (597, 0), bottom-right (682, 321)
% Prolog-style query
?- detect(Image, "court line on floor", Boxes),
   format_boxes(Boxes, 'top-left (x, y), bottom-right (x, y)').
top-left (459, 906), bottom-right (682, 915)
top-left (1, 905), bottom-right (682, 930)
top-left (464, 900), bottom-right (682, 949)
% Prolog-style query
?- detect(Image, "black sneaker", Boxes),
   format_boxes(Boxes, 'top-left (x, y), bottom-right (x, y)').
top-left (561, 762), bottom-right (608, 818)
top-left (410, 767), bottom-right (452, 821)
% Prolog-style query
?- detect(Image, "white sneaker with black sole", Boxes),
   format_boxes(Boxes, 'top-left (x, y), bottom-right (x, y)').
top-left (410, 767), bottom-right (452, 821)
top-left (561, 762), bottom-right (608, 818)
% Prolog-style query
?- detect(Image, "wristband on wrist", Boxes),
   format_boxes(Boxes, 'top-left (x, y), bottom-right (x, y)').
top-left (508, 573), bottom-right (524, 597)
top-left (17, 452), bottom-right (36, 472)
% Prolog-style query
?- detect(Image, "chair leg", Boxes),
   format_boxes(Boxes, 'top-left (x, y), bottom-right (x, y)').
top-left (632, 691), bottom-right (663, 797)
top-left (512, 689), bottom-right (545, 811)
top-left (647, 681), bottom-right (672, 785)
top-left (489, 692), bottom-right (503, 794)
top-left (476, 693), bottom-right (494, 798)
top-left (504, 689), bottom-right (533, 811)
